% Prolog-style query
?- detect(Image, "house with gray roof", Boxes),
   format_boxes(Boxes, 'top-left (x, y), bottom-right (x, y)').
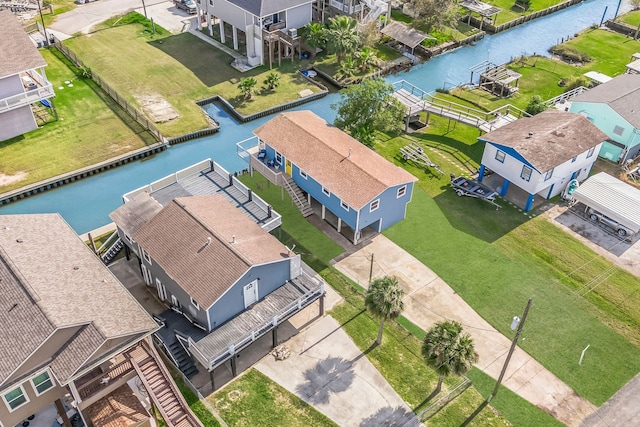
top-left (197, 0), bottom-right (314, 66)
top-left (0, 214), bottom-right (174, 427)
top-left (248, 110), bottom-right (418, 244)
top-left (477, 110), bottom-right (607, 211)
top-left (0, 10), bottom-right (55, 142)
top-left (569, 73), bottom-right (640, 163)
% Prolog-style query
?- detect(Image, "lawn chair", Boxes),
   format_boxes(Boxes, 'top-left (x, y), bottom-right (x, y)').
top-left (258, 149), bottom-right (266, 161)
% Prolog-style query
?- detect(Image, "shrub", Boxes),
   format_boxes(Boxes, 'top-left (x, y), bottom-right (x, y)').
top-left (549, 45), bottom-right (592, 63)
top-left (525, 95), bottom-right (547, 115)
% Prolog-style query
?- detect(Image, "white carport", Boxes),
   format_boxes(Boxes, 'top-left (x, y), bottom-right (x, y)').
top-left (572, 172), bottom-right (640, 233)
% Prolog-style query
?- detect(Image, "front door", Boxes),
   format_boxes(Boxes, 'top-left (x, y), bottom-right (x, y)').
top-left (156, 278), bottom-right (167, 301)
top-left (243, 280), bottom-right (258, 308)
top-left (285, 159), bottom-right (292, 175)
top-left (141, 264), bottom-right (152, 285)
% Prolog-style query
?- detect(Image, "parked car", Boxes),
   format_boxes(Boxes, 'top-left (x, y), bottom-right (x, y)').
top-left (174, 0), bottom-right (196, 13)
top-left (587, 208), bottom-right (632, 237)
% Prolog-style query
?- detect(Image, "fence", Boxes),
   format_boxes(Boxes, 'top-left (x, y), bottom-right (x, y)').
top-left (605, 19), bottom-right (640, 39)
top-left (52, 35), bottom-right (166, 143)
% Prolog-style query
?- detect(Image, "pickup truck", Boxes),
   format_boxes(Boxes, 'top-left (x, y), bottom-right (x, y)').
top-left (174, 0), bottom-right (196, 14)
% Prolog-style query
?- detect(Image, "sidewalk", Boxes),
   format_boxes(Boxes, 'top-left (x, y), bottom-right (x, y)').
top-left (334, 235), bottom-right (596, 427)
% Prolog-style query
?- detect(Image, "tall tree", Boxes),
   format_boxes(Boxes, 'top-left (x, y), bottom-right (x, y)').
top-left (332, 78), bottom-right (405, 147)
top-left (422, 321), bottom-right (479, 395)
top-left (409, 0), bottom-right (460, 32)
top-left (365, 276), bottom-right (405, 345)
top-left (301, 22), bottom-right (327, 59)
top-left (327, 15), bottom-right (360, 61)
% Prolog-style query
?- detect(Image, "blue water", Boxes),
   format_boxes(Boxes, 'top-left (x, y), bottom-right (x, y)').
top-left (0, 0), bottom-right (631, 233)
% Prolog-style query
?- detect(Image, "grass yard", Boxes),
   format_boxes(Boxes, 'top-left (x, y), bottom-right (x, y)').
top-left (64, 13), bottom-right (321, 136)
top-left (617, 10), bottom-right (640, 27)
top-left (0, 47), bottom-right (155, 194)
top-left (209, 369), bottom-right (338, 426)
top-left (481, 0), bottom-right (573, 26)
top-left (168, 367), bottom-right (222, 426)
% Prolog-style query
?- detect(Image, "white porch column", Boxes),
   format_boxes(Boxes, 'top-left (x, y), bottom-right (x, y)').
top-left (232, 26), bottom-right (238, 50)
top-left (208, 13), bottom-right (213, 36)
top-left (337, 218), bottom-right (342, 233)
top-left (219, 20), bottom-right (225, 43)
top-left (307, 194), bottom-right (311, 204)
top-left (321, 205), bottom-right (326, 219)
top-left (196, 4), bottom-right (202, 30)
top-left (68, 380), bottom-right (82, 405)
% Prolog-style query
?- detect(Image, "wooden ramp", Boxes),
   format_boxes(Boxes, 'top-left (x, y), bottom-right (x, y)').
top-left (127, 342), bottom-right (204, 427)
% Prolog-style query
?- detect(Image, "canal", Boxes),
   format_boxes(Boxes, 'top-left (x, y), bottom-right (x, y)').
top-left (0, 0), bottom-right (632, 233)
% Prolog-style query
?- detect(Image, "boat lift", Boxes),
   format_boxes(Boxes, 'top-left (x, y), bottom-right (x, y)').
top-left (449, 174), bottom-right (501, 209)
top-left (400, 143), bottom-right (444, 175)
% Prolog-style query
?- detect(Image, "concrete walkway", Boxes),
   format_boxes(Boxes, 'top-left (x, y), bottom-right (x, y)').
top-left (255, 315), bottom-right (418, 427)
top-left (334, 235), bottom-right (596, 427)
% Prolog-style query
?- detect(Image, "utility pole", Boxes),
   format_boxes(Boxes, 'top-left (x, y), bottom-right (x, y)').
top-left (141, 0), bottom-right (148, 18)
top-left (369, 253), bottom-right (374, 284)
top-left (487, 298), bottom-right (533, 402)
top-left (37, 0), bottom-right (49, 45)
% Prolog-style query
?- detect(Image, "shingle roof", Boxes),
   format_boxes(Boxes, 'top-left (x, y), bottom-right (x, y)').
top-left (133, 195), bottom-right (291, 309)
top-left (49, 324), bottom-right (105, 384)
top-left (0, 214), bottom-right (157, 340)
top-left (571, 74), bottom-right (640, 128)
top-left (480, 110), bottom-right (608, 172)
top-left (109, 192), bottom-right (163, 236)
top-left (0, 10), bottom-right (47, 78)
top-left (227, 0), bottom-right (313, 16)
top-left (253, 111), bottom-right (418, 209)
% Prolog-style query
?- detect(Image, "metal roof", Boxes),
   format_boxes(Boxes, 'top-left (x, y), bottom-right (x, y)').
top-left (572, 172), bottom-right (640, 233)
top-left (460, 0), bottom-right (500, 16)
top-left (381, 21), bottom-right (434, 49)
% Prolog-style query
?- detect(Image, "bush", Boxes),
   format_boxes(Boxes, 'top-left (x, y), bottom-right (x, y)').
top-left (525, 95), bottom-right (546, 115)
top-left (563, 75), bottom-right (590, 91)
top-left (549, 45), bottom-right (592, 63)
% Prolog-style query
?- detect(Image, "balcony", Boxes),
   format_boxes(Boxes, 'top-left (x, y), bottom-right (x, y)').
top-left (0, 83), bottom-right (55, 113)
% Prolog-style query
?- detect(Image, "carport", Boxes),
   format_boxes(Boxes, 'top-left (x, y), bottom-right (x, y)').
top-left (572, 172), bottom-right (640, 234)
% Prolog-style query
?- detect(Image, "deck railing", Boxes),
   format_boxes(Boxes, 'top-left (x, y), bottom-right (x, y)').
top-left (0, 84), bottom-right (54, 113)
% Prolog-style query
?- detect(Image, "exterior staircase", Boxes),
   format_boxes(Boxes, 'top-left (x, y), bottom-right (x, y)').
top-left (101, 238), bottom-right (124, 265)
top-left (126, 341), bottom-right (204, 427)
top-left (282, 175), bottom-right (314, 217)
top-left (168, 340), bottom-right (199, 379)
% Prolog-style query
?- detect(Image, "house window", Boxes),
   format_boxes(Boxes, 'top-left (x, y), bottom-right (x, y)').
top-left (31, 371), bottom-right (54, 396)
top-left (124, 232), bottom-right (133, 243)
top-left (613, 125), bottom-right (625, 136)
top-left (322, 187), bottom-right (330, 197)
top-left (299, 169), bottom-right (307, 179)
top-left (3, 385), bottom-right (28, 412)
top-left (397, 186), bottom-right (407, 198)
top-left (209, 0), bottom-right (213, 5)
top-left (370, 199), bottom-right (380, 212)
top-left (571, 156), bottom-right (577, 163)
top-left (275, 151), bottom-right (282, 164)
top-left (587, 146), bottom-right (596, 158)
top-left (495, 150), bottom-right (506, 163)
top-left (190, 297), bottom-right (200, 310)
top-left (142, 249), bottom-right (151, 264)
top-left (520, 165), bottom-right (532, 182)
top-left (341, 201), bottom-right (349, 211)
top-left (544, 169), bottom-right (553, 181)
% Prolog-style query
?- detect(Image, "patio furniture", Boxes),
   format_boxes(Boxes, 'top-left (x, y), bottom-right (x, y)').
top-left (258, 149), bottom-right (266, 161)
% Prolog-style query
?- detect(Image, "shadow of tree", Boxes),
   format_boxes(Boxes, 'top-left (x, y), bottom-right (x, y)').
top-left (359, 406), bottom-right (420, 427)
top-left (295, 356), bottom-right (355, 405)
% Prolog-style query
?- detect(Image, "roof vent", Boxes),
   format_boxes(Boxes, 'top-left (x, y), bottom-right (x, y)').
top-left (232, 235), bottom-right (237, 244)
top-left (16, 238), bottom-right (23, 243)
top-left (526, 132), bottom-right (533, 139)
top-left (73, 266), bottom-right (79, 270)
top-left (205, 237), bottom-right (212, 246)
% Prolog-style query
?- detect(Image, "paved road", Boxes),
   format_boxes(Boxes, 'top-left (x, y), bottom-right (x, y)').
top-left (335, 235), bottom-right (596, 427)
top-left (580, 372), bottom-right (640, 426)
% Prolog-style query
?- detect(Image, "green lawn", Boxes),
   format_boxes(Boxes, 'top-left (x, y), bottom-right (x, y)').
top-left (481, 0), bottom-right (573, 26)
top-left (64, 13), bottom-right (321, 136)
top-left (0, 47), bottom-right (154, 194)
top-left (169, 368), bottom-right (222, 426)
top-left (209, 369), bottom-right (338, 426)
top-left (618, 10), bottom-right (640, 27)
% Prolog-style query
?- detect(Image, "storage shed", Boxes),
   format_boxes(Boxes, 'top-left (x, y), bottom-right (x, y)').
top-left (572, 172), bottom-right (640, 234)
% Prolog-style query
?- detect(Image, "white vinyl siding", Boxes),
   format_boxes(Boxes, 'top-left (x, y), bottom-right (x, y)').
top-left (544, 169), bottom-right (553, 181)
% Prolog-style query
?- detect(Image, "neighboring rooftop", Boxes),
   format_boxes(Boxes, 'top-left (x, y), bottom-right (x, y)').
top-left (109, 192), bottom-right (163, 237)
top-left (571, 73), bottom-right (640, 129)
top-left (0, 10), bottom-right (47, 78)
top-left (480, 110), bottom-right (608, 172)
top-left (132, 195), bottom-right (291, 310)
top-left (85, 384), bottom-right (150, 427)
top-left (380, 21), bottom-right (434, 49)
top-left (227, 0), bottom-right (312, 17)
top-left (253, 111), bottom-right (418, 209)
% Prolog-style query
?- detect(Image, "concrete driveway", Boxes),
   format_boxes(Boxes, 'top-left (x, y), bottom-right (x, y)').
top-left (334, 235), bottom-right (595, 427)
top-left (255, 315), bottom-right (418, 427)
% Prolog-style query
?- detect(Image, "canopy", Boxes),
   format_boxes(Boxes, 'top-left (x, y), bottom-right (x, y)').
top-left (381, 21), bottom-right (434, 49)
top-left (583, 71), bottom-right (612, 84)
top-left (572, 172), bottom-right (640, 233)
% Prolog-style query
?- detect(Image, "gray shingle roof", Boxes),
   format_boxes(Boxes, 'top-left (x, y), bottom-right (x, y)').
top-left (227, 0), bottom-right (313, 16)
top-left (133, 195), bottom-right (291, 309)
top-left (480, 110), bottom-right (608, 172)
top-left (0, 10), bottom-right (47, 78)
top-left (109, 192), bottom-right (163, 237)
top-left (253, 111), bottom-right (418, 210)
top-left (49, 324), bottom-right (105, 385)
top-left (571, 74), bottom-right (640, 129)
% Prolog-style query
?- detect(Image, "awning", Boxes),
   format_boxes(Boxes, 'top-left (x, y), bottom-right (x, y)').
top-left (583, 71), bottom-right (612, 84)
top-left (460, 0), bottom-right (501, 16)
top-left (572, 172), bottom-right (640, 233)
top-left (381, 21), bottom-right (435, 49)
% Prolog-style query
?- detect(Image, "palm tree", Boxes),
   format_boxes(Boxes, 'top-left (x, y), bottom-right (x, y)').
top-left (365, 276), bottom-right (404, 345)
top-left (337, 57), bottom-right (358, 82)
top-left (327, 16), bottom-right (360, 62)
top-left (302, 22), bottom-right (327, 59)
top-left (422, 320), bottom-right (479, 395)
top-left (238, 77), bottom-right (257, 99)
top-left (356, 47), bottom-right (378, 72)
top-left (263, 72), bottom-right (280, 91)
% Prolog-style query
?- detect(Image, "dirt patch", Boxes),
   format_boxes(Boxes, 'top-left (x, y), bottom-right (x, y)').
top-left (135, 94), bottom-right (179, 123)
top-left (0, 171), bottom-right (28, 187)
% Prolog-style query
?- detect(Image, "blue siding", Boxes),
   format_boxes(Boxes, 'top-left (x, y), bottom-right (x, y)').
top-left (208, 259), bottom-right (292, 330)
top-left (480, 141), bottom-right (538, 172)
top-left (358, 182), bottom-right (414, 232)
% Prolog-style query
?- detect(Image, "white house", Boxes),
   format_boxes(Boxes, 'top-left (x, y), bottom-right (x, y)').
top-left (478, 110), bottom-right (608, 211)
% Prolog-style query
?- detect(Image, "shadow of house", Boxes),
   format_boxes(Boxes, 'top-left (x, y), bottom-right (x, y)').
top-left (295, 357), bottom-right (356, 405)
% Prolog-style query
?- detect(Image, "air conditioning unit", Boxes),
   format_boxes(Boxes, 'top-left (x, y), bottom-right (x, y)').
top-left (288, 28), bottom-right (297, 37)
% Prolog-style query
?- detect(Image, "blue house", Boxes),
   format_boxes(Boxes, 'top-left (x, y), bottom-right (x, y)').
top-left (478, 110), bottom-right (607, 211)
top-left (570, 74), bottom-right (640, 163)
top-left (110, 162), bottom-right (325, 388)
top-left (251, 111), bottom-right (418, 244)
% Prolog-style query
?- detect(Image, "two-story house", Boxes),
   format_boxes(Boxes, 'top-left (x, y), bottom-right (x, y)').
top-left (0, 214), bottom-right (202, 427)
top-left (0, 11), bottom-right (55, 142)
top-left (477, 110), bottom-right (608, 211)
top-left (569, 73), bottom-right (640, 163)
top-left (249, 111), bottom-right (418, 244)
